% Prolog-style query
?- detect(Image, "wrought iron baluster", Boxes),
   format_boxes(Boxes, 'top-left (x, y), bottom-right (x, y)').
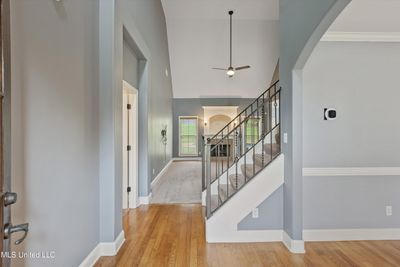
top-left (205, 144), bottom-right (211, 218)
top-left (217, 144), bottom-right (220, 205)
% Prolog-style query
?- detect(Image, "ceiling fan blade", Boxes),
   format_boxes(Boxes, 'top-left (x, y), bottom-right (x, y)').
top-left (235, 65), bottom-right (251, 71)
top-left (212, 67), bottom-right (228, 71)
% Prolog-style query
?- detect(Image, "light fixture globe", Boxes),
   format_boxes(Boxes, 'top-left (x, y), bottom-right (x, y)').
top-left (227, 67), bottom-right (235, 77)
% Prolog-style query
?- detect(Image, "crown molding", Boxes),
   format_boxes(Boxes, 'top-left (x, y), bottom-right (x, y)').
top-left (321, 32), bottom-right (400, 42)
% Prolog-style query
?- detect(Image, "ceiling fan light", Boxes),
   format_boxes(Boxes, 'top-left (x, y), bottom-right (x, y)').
top-left (227, 69), bottom-right (235, 76)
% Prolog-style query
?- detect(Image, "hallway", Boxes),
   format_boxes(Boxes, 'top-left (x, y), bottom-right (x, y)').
top-left (95, 204), bottom-right (400, 266)
top-left (151, 161), bottom-right (202, 204)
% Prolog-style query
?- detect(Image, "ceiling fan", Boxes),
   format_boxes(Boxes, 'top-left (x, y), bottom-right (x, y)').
top-left (212, 10), bottom-right (251, 78)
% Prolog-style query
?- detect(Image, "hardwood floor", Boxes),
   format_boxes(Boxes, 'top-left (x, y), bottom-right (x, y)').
top-left (95, 204), bottom-right (400, 267)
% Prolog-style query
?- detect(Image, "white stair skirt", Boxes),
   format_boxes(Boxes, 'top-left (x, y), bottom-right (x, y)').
top-left (206, 154), bottom-right (284, 243)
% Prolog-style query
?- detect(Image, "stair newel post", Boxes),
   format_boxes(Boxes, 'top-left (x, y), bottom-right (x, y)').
top-left (261, 94), bottom-right (265, 166)
top-left (205, 143), bottom-right (212, 218)
top-left (261, 92), bottom-right (266, 136)
top-left (278, 89), bottom-right (281, 154)
top-left (243, 121), bottom-right (247, 183)
top-left (239, 114), bottom-right (243, 157)
top-left (226, 125), bottom-right (229, 198)
top-left (235, 128), bottom-right (239, 189)
top-left (201, 136), bottom-right (205, 191)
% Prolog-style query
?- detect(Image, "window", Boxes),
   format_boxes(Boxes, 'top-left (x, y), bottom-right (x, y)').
top-left (179, 117), bottom-right (198, 156)
top-left (245, 118), bottom-right (260, 148)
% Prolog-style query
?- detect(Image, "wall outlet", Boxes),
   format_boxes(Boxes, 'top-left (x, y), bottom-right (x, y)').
top-left (252, 208), bottom-right (259, 218)
top-left (283, 133), bottom-right (288, 144)
top-left (386, 206), bottom-right (393, 216)
top-left (165, 69), bottom-right (169, 77)
top-left (152, 169), bottom-right (155, 175)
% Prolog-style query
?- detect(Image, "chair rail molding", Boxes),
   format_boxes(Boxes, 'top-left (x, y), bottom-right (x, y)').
top-left (303, 167), bottom-right (400, 177)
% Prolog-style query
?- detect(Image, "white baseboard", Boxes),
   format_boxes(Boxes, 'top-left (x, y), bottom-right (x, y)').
top-left (282, 231), bottom-right (305, 254)
top-left (201, 190), bottom-right (206, 207)
top-left (151, 159), bottom-right (173, 187)
top-left (303, 228), bottom-right (400, 241)
top-left (79, 230), bottom-right (125, 267)
top-left (139, 192), bottom-right (152, 205)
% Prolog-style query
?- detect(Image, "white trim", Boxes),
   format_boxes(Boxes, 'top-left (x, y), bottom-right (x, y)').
top-left (282, 231), bottom-right (305, 254)
top-left (173, 157), bottom-right (201, 161)
top-left (151, 159), bottom-right (173, 187)
top-left (178, 116), bottom-right (199, 157)
top-left (303, 228), bottom-right (400, 242)
top-left (303, 167), bottom-right (400, 177)
top-left (321, 32), bottom-right (400, 43)
top-left (139, 192), bottom-right (152, 205)
top-left (79, 231), bottom-right (125, 267)
top-left (122, 81), bottom-right (139, 209)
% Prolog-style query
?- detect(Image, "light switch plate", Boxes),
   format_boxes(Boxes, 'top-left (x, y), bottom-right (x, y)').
top-left (386, 206), bottom-right (393, 216)
top-left (252, 208), bottom-right (259, 218)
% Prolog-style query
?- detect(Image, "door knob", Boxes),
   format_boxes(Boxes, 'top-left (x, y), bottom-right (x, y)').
top-left (4, 192), bottom-right (17, 206)
top-left (4, 223), bottom-right (29, 245)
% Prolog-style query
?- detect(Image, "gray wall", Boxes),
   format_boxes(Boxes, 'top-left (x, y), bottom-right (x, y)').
top-left (98, 0), bottom-right (173, 242)
top-left (303, 42), bottom-right (400, 168)
top-left (172, 98), bottom-right (253, 158)
top-left (11, 0), bottom-right (100, 266)
top-left (123, 37), bottom-right (139, 88)
top-left (11, 0), bottom-right (174, 265)
top-left (303, 42), bottom-right (400, 229)
top-left (238, 186), bottom-right (283, 230)
top-left (304, 176), bottom-right (400, 229)
top-left (120, 0), bottom-right (173, 185)
top-left (279, 0), bottom-right (349, 240)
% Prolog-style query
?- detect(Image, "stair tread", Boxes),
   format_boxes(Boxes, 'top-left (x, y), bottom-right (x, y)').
top-left (263, 143), bottom-right (280, 156)
top-left (228, 173), bottom-right (245, 190)
top-left (253, 153), bottom-right (272, 168)
top-left (210, 195), bottom-right (219, 211)
top-left (218, 184), bottom-right (236, 202)
top-left (241, 163), bottom-right (262, 178)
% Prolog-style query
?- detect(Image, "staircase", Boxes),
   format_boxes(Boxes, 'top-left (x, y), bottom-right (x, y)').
top-left (202, 81), bottom-right (282, 240)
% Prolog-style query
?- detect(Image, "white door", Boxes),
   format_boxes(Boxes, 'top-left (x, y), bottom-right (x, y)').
top-left (122, 81), bottom-right (138, 209)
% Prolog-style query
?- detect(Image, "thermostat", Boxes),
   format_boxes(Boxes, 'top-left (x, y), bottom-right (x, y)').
top-left (324, 108), bottom-right (337, 121)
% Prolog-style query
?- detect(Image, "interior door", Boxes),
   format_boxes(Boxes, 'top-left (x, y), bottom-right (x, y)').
top-left (1, 1), bottom-right (29, 265)
top-left (122, 81), bottom-right (138, 209)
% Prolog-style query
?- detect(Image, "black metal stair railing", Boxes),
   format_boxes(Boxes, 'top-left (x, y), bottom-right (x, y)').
top-left (202, 81), bottom-right (281, 218)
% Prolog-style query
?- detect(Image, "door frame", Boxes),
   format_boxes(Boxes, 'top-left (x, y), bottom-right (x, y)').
top-left (1, 0), bottom-right (11, 264)
top-left (122, 80), bottom-right (138, 209)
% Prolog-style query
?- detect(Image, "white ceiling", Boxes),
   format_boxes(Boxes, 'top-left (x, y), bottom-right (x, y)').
top-left (161, 0), bottom-right (279, 21)
top-left (328, 0), bottom-right (400, 32)
top-left (162, 0), bottom-right (279, 98)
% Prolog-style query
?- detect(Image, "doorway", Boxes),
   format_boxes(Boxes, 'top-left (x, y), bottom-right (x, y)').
top-left (122, 80), bottom-right (138, 209)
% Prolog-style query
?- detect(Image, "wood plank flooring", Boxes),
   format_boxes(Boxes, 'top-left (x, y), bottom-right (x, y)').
top-left (95, 204), bottom-right (400, 267)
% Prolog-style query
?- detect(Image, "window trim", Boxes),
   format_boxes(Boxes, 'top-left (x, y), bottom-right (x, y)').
top-left (245, 117), bottom-right (261, 147)
top-left (178, 116), bottom-right (199, 157)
